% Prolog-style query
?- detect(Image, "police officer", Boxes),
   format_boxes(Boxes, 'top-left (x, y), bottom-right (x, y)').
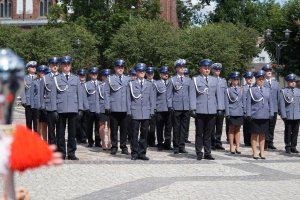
top-left (154, 66), bottom-right (172, 151)
top-left (242, 71), bottom-right (254, 146)
top-left (146, 66), bottom-right (156, 147)
top-left (246, 70), bottom-right (273, 159)
top-left (279, 74), bottom-right (300, 154)
top-left (84, 67), bottom-right (101, 147)
top-left (184, 67), bottom-right (192, 143)
top-left (262, 64), bottom-right (280, 150)
top-left (54, 56), bottom-right (83, 160)
top-left (190, 59), bottom-right (221, 160)
top-left (211, 63), bottom-right (226, 150)
top-left (127, 63), bottom-right (154, 160)
top-left (167, 59), bottom-right (191, 154)
top-left (40, 57), bottom-right (60, 145)
top-left (21, 61), bottom-right (38, 131)
top-left (76, 69), bottom-right (89, 144)
top-left (105, 60), bottom-right (130, 155)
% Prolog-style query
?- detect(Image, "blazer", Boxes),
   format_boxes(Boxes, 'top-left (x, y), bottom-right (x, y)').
top-left (153, 79), bottom-right (169, 112)
top-left (54, 73), bottom-right (83, 113)
top-left (246, 85), bottom-right (274, 119)
top-left (127, 79), bottom-right (154, 120)
top-left (264, 78), bottom-right (280, 113)
top-left (84, 80), bottom-right (100, 113)
top-left (21, 74), bottom-right (36, 106)
top-left (98, 81), bottom-right (110, 114)
top-left (167, 75), bottom-right (191, 111)
top-left (40, 73), bottom-right (58, 111)
top-left (242, 84), bottom-right (252, 115)
top-left (30, 79), bottom-right (41, 109)
top-left (279, 87), bottom-right (300, 120)
top-left (105, 74), bottom-right (131, 112)
top-left (79, 81), bottom-right (89, 111)
top-left (189, 75), bottom-right (222, 114)
top-left (216, 77), bottom-right (227, 110)
top-left (225, 86), bottom-right (244, 117)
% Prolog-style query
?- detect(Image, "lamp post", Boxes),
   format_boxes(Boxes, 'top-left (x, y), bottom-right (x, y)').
top-left (130, 6), bottom-right (135, 20)
top-left (265, 28), bottom-right (292, 81)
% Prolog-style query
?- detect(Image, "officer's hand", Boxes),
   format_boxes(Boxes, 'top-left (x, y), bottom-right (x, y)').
top-left (154, 109), bottom-right (157, 114)
top-left (150, 114), bottom-right (155, 118)
top-left (282, 118), bottom-right (287, 122)
top-left (127, 114), bottom-right (132, 118)
top-left (78, 110), bottom-right (83, 118)
top-left (269, 116), bottom-right (274, 120)
top-left (226, 115), bottom-right (230, 120)
top-left (246, 116), bottom-right (252, 121)
top-left (86, 109), bottom-right (90, 115)
top-left (217, 110), bottom-right (223, 116)
top-left (21, 103), bottom-right (27, 108)
top-left (190, 110), bottom-right (196, 118)
top-left (168, 107), bottom-right (174, 113)
top-left (53, 111), bottom-right (59, 121)
top-left (105, 109), bottom-right (111, 116)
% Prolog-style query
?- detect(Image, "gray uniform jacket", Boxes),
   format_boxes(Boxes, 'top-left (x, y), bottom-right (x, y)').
top-left (84, 80), bottom-right (100, 113)
top-left (189, 75), bottom-right (222, 114)
top-left (54, 73), bottom-right (83, 113)
top-left (30, 79), bottom-right (41, 109)
top-left (167, 75), bottom-right (191, 111)
top-left (40, 73), bottom-right (58, 111)
top-left (279, 88), bottom-right (300, 120)
top-left (21, 74), bottom-right (36, 106)
top-left (127, 79), bottom-right (154, 120)
top-left (225, 86), bottom-right (244, 117)
top-left (153, 79), bottom-right (169, 112)
top-left (216, 77), bottom-right (227, 110)
top-left (246, 85), bottom-right (274, 119)
top-left (98, 81), bottom-right (110, 114)
top-left (105, 74), bottom-right (130, 112)
top-left (264, 79), bottom-right (280, 113)
top-left (242, 84), bottom-right (252, 115)
top-left (79, 82), bottom-right (90, 111)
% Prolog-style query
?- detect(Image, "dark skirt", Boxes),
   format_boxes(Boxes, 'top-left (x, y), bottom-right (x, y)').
top-left (228, 116), bottom-right (244, 126)
top-left (250, 119), bottom-right (269, 135)
top-left (99, 113), bottom-right (109, 122)
top-left (39, 110), bottom-right (47, 122)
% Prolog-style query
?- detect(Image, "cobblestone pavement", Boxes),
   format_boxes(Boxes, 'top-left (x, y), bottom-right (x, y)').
top-left (1, 107), bottom-right (300, 200)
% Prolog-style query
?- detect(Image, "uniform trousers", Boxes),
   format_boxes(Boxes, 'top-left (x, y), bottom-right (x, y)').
top-left (87, 112), bottom-right (100, 146)
top-left (284, 119), bottom-right (300, 149)
top-left (110, 112), bottom-right (129, 150)
top-left (195, 114), bottom-right (216, 156)
top-left (156, 111), bottom-right (172, 147)
top-left (212, 110), bottom-right (224, 147)
top-left (25, 106), bottom-right (38, 132)
top-left (243, 116), bottom-right (252, 145)
top-left (130, 119), bottom-right (149, 157)
top-left (47, 111), bottom-right (58, 145)
top-left (147, 114), bottom-right (156, 145)
top-left (172, 110), bottom-right (189, 151)
top-left (185, 114), bottom-right (191, 141)
top-left (57, 113), bottom-right (77, 157)
top-left (266, 112), bottom-right (277, 145)
top-left (76, 110), bottom-right (88, 143)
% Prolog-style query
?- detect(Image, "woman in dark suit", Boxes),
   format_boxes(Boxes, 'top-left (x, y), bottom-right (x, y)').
top-left (246, 70), bottom-right (274, 159)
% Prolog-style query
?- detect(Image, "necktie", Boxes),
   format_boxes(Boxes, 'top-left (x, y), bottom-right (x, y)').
top-left (141, 80), bottom-right (143, 89)
top-left (164, 80), bottom-right (167, 86)
top-left (260, 86), bottom-right (263, 92)
top-left (66, 75), bottom-right (69, 81)
top-left (180, 76), bottom-right (183, 82)
top-left (94, 81), bottom-right (97, 87)
top-left (119, 76), bottom-right (122, 83)
top-left (235, 87), bottom-right (238, 92)
top-left (31, 75), bottom-right (34, 80)
top-left (206, 77), bottom-right (208, 83)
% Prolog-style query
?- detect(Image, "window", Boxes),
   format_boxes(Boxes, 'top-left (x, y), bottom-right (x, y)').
top-left (40, 0), bottom-right (52, 16)
top-left (0, 0), bottom-right (12, 18)
top-left (259, 57), bottom-right (265, 62)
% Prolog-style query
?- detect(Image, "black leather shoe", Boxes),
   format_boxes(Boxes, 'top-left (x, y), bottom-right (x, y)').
top-left (111, 149), bottom-right (117, 155)
top-left (259, 153), bottom-right (266, 159)
top-left (121, 149), bottom-right (129, 155)
top-left (204, 155), bottom-right (215, 160)
top-left (174, 150), bottom-right (179, 154)
top-left (215, 145), bottom-right (225, 150)
top-left (148, 143), bottom-right (157, 147)
top-left (87, 143), bottom-right (93, 148)
top-left (179, 149), bottom-right (188, 153)
top-left (67, 156), bottom-right (79, 160)
top-left (163, 144), bottom-right (172, 150)
top-left (157, 146), bottom-right (164, 151)
top-left (268, 144), bottom-right (277, 150)
top-left (197, 155), bottom-right (203, 160)
top-left (286, 147), bottom-right (291, 154)
top-left (185, 140), bottom-right (192, 143)
top-left (235, 149), bottom-right (241, 154)
top-left (139, 155), bottom-right (150, 160)
top-left (253, 156), bottom-right (259, 160)
top-left (291, 148), bottom-right (299, 153)
top-left (230, 151), bottom-right (235, 154)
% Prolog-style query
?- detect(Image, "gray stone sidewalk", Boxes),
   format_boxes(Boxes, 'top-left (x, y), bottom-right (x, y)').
top-left (1, 107), bottom-right (299, 200)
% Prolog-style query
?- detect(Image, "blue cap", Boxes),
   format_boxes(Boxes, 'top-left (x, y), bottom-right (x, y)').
top-left (229, 71), bottom-right (240, 79)
top-left (77, 69), bottom-right (87, 76)
top-left (243, 71), bottom-right (254, 78)
top-left (285, 73), bottom-right (296, 81)
top-left (211, 63), bottom-right (222, 70)
top-left (48, 57), bottom-right (60, 64)
top-left (184, 68), bottom-right (189, 75)
top-left (198, 59), bottom-right (212, 67)
top-left (159, 66), bottom-right (169, 74)
top-left (37, 65), bottom-right (47, 73)
top-left (134, 63), bottom-right (146, 71)
top-left (114, 60), bottom-right (125, 67)
top-left (146, 67), bottom-right (155, 74)
top-left (89, 67), bottom-right (99, 74)
top-left (101, 69), bottom-right (111, 76)
top-left (60, 56), bottom-right (72, 64)
top-left (262, 64), bottom-right (272, 71)
top-left (174, 59), bottom-right (186, 67)
top-left (254, 70), bottom-right (266, 78)
top-left (128, 69), bottom-right (136, 75)
top-left (26, 61), bottom-right (37, 68)
top-left (44, 67), bottom-right (50, 75)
